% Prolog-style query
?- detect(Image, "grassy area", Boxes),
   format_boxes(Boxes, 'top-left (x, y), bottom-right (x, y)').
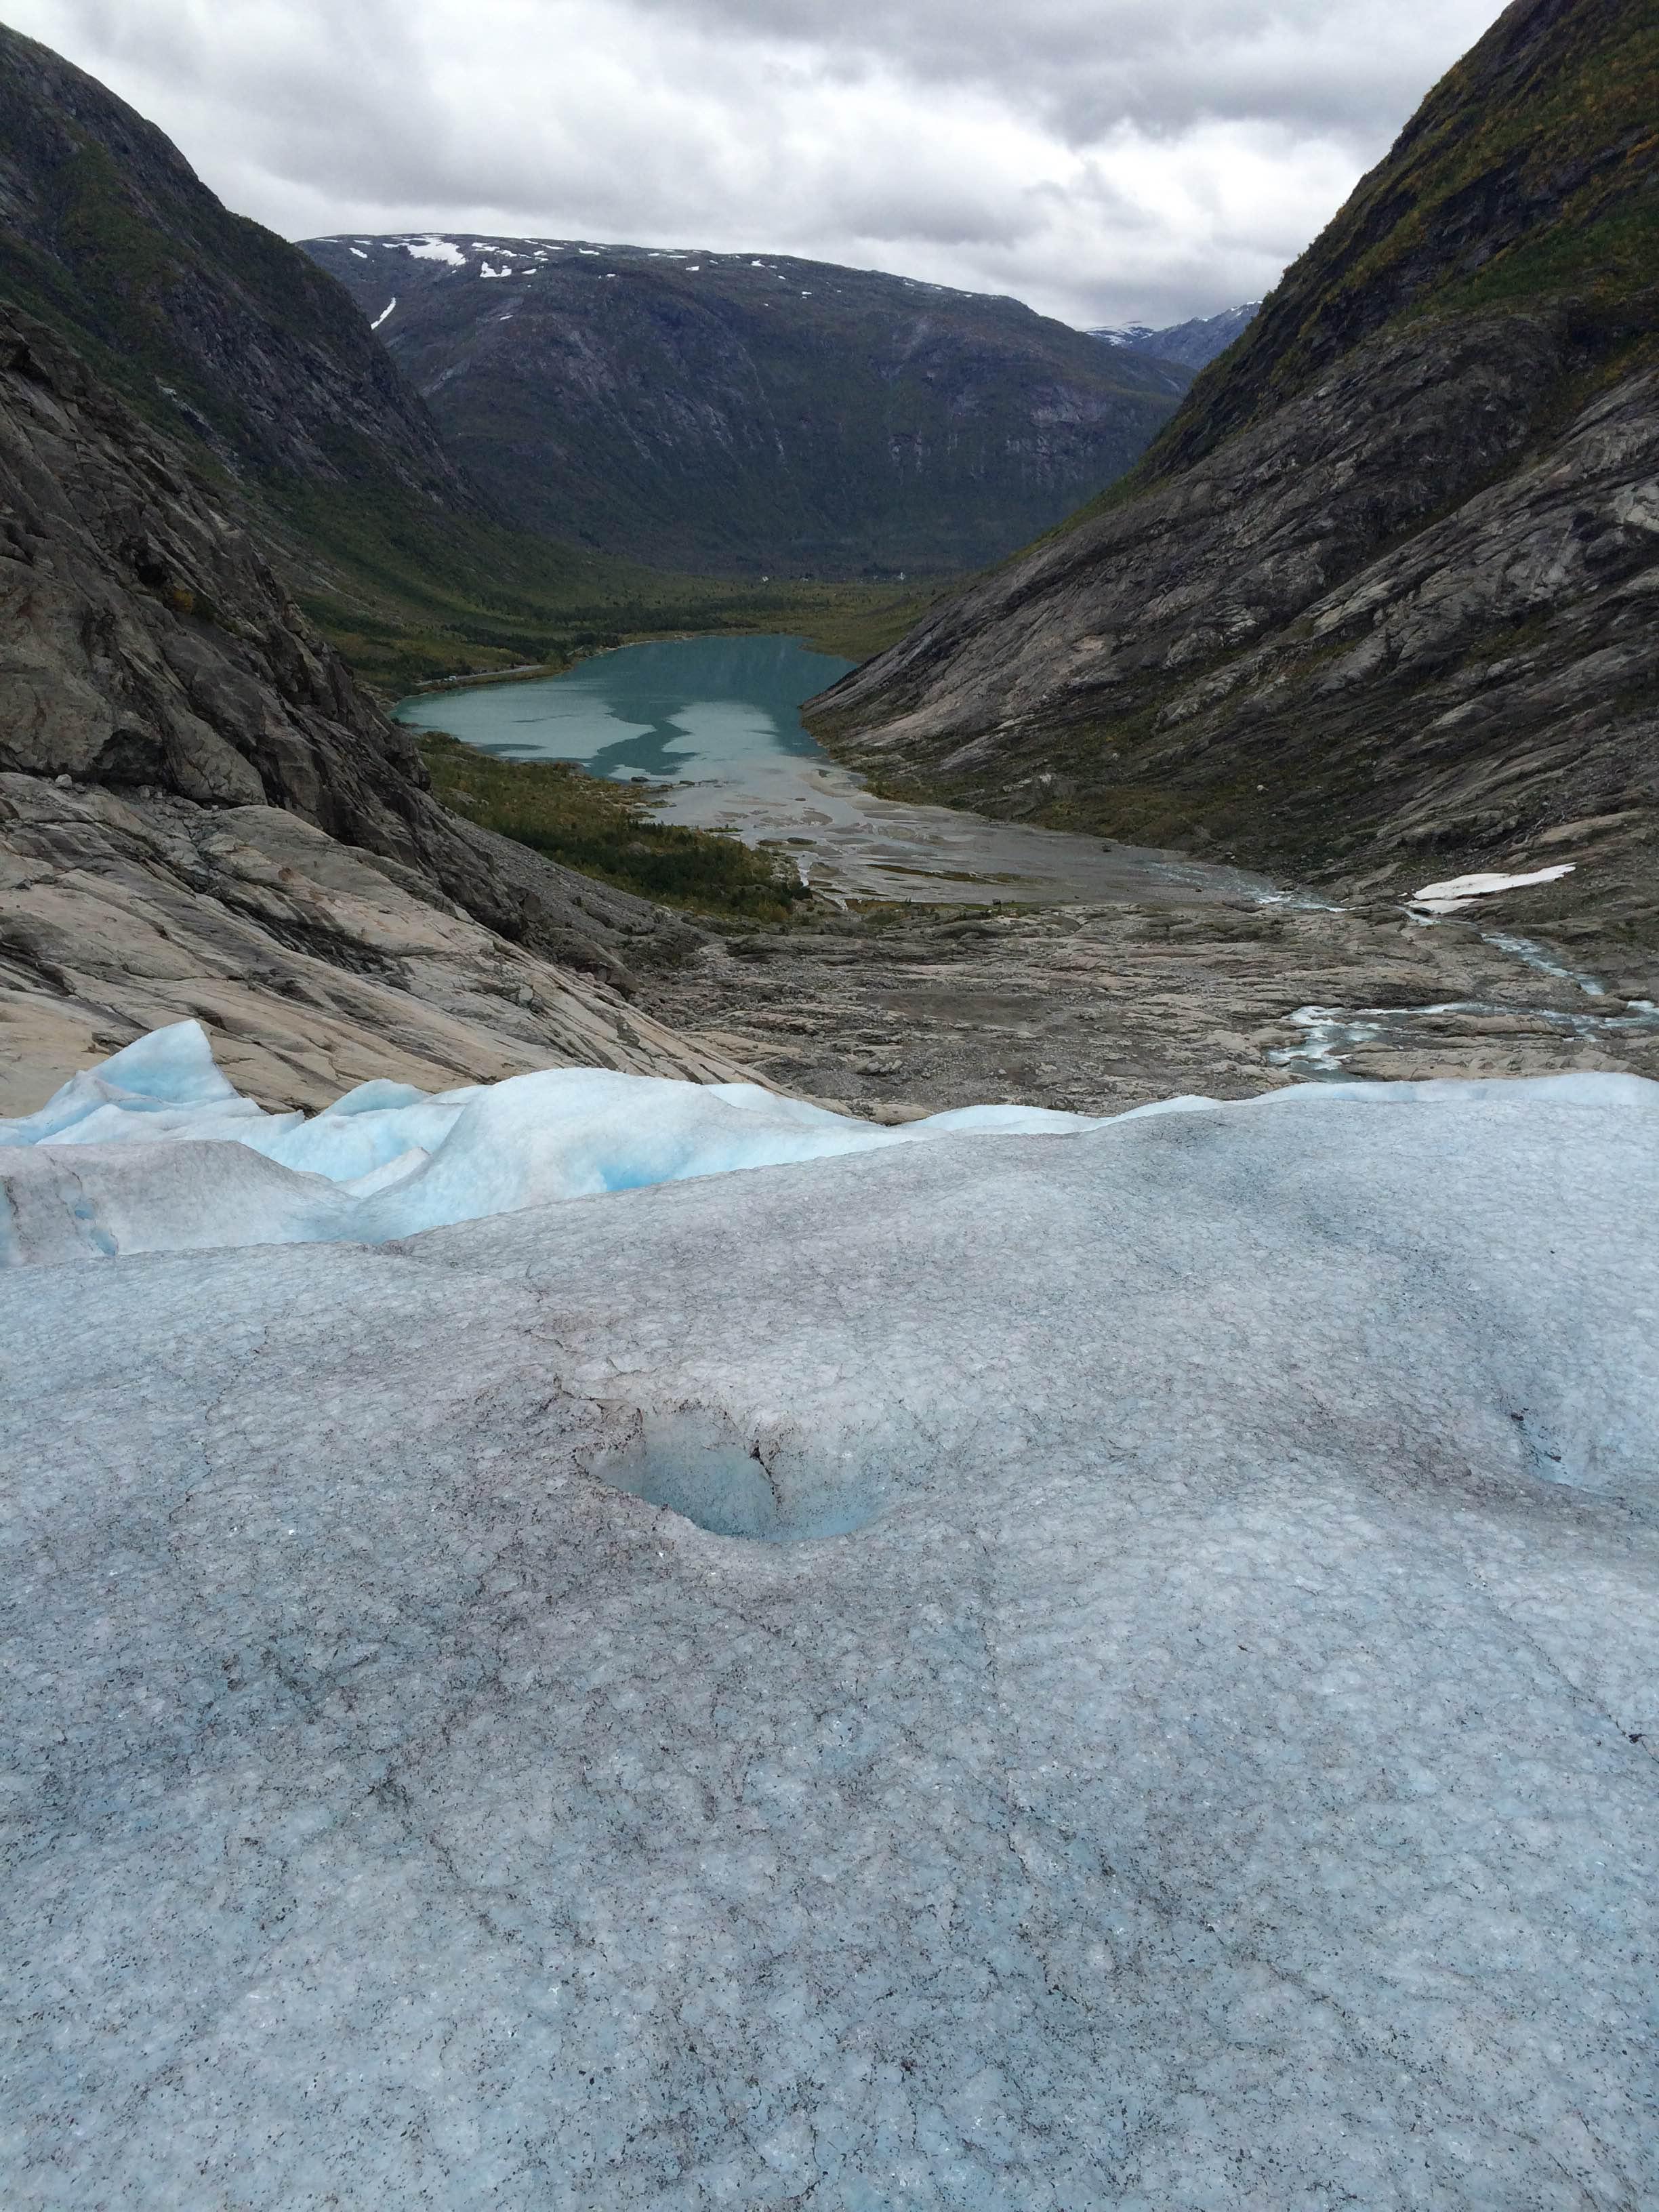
top-left (274, 471), bottom-right (940, 697)
top-left (419, 733), bottom-right (813, 924)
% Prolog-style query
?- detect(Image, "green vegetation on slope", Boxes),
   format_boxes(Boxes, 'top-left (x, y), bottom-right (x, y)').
top-left (419, 734), bottom-right (811, 924)
top-left (1347, 1), bottom-right (1659, 329)
top-left (0, 24), bottom-right (464, 510)
top-left (1057, 0), bottom-right (1659, 524)
top-left (276, 468), bottom-right (937, 694)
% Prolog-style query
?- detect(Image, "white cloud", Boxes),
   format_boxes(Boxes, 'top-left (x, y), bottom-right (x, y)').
top-left (2, 0), bottom-right (1511, 327)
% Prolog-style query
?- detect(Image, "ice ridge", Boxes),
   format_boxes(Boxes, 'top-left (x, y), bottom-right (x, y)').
top-left (0, 1021), bottom-right (1213, 1263)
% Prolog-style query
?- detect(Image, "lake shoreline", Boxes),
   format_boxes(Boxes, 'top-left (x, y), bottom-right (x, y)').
top-left (396, 634), bottom-right (1281, 911)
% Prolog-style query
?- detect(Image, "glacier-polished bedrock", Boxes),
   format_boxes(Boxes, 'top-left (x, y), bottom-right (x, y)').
top-left (2, 1035), bottom-right (1656, 2207)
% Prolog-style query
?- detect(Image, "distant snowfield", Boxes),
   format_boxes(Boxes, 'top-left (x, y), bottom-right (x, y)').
top-left (4, 1027), bottom-right (1657, 2203)
top-left (400, 233), bottom-right (468, 266)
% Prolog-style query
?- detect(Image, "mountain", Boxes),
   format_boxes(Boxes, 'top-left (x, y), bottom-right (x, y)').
top-left (303, 233), bottom-right (1191, 577)
top-left (0, 25), bottom-right (852, 701)
top-left (0, 24), bottom-right (473, 512)
top-left (1087, 303), bottom-right (1261, 370)
top-left (814, 0), bottom-right (1659, 968)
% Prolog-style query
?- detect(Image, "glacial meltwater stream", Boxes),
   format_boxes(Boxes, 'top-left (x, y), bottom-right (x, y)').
top-left (394, 634), bottom-right (1277, 907)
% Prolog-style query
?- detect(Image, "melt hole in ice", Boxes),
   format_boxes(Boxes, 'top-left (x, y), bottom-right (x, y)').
top-left (584, 1412), bottom-right (882, 1541)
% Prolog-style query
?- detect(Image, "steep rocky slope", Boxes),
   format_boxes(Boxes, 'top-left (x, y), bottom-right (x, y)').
top-left (817, 0), bottom-right (1659, 966)
top-left (305, 234), bottom-right (1190, 577)
top-left (0, 25), bottom-right (469, 510)
top-left (0, 302), bottom-right (760, 1106)
top-left (0, 777), bottom-right (743, 1115)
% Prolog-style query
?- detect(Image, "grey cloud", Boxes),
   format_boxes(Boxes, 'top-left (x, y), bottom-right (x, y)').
top-left (3, 0), bottom-right (1511, 327)
top-left (620, 0), bottom-right (1504, 140)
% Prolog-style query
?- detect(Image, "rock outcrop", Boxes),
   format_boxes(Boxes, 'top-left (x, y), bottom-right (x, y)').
top-left (0, 777), bottom-right (750, 1115)
top-left (815, 0), bottom-right (1659, 970)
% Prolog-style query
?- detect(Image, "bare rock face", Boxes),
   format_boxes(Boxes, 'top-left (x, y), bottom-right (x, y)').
top-left (0, 306), bottom-right (702, 979)
top-left (0, 776), bottom-right (751, 1115)
top-left (815, 0), bottom-right (1659, 975)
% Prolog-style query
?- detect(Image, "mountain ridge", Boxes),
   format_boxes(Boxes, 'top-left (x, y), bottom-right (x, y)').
top-left (1086, 304), bottom-right (1261, 371)
top-left (0, 24), bottom-right (472, 511)
top-left (0, 26), bottom-right (919, 701)
top-left (303, 231), bottom-right (1192, 577)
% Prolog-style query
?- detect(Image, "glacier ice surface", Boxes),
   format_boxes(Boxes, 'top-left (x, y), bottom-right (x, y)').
top-left (0, 1019), bottom-right (1201, 1263)
top-left (3, 1029), bottom-right (1658, 2205)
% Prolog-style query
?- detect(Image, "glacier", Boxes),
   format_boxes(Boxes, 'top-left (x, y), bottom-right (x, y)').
top-left (0, 1019), bottom-right (1195, 1263)
top-left (2, 1030), bottom-right (1657, 2206)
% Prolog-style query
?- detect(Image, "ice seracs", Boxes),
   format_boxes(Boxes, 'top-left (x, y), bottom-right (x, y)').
top-left (0, 1021), bottom-right (1145, 1263)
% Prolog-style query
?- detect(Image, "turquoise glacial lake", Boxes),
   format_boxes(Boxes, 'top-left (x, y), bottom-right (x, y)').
top-left (395, 634), bottom-right (1275, 907)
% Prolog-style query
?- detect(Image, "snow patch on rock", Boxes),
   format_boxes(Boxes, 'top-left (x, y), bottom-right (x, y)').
top-left (401, 234), bottom-right (467, 266)
top-left (1412, 863), bottom-right (1575, 913)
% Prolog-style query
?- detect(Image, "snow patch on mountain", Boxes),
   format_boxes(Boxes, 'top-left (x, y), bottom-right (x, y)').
top-left (1412, 864), bottom-right (1576, 914)
top-left (401, 234), bottom-right (466, 266)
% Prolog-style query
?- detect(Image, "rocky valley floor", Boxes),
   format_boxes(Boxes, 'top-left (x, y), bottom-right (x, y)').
top-left (642, 891), bottom-right (1659, 1123)
top-left (5, 766), bottom-right (1657, 1126)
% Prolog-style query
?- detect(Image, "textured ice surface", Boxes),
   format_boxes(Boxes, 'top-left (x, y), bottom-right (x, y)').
top-left (3, 1062), bottom-right (1658, 2206)
top-left (0, 1021), bottom-right (1173, 1264)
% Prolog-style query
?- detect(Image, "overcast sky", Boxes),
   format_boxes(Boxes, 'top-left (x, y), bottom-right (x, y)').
top-left (5, 0), bottom-right (1510, 328)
